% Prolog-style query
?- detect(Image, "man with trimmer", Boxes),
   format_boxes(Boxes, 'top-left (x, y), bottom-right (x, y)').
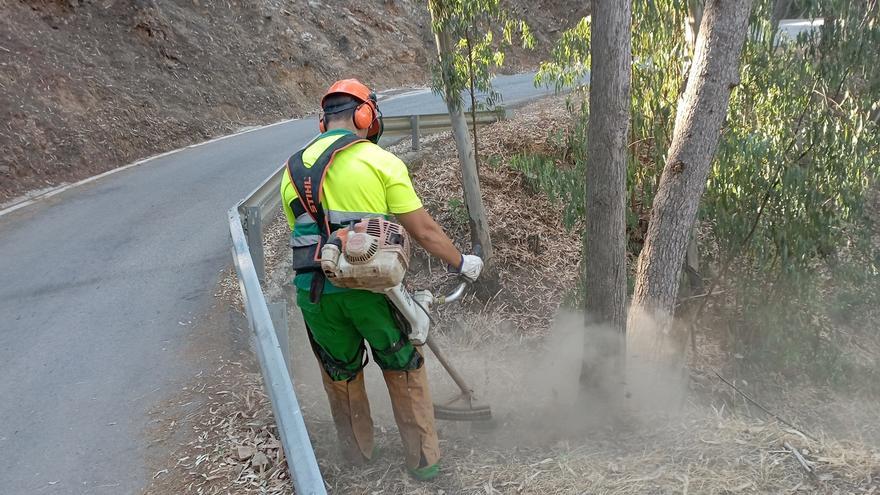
top-left (280, 79), bottom-right (483, 480)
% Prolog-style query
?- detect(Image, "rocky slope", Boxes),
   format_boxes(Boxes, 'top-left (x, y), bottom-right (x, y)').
top-left (0, 0), bottom-right (585, 203)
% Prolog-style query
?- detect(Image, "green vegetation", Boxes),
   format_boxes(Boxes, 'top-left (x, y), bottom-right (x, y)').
top-left (429, 0), bottom-right (534, 112)
top-left (446, 197), bottom-right (470, 227)
top-left (705, 2), bottom-right (880, 380)
top-left (429, 0), bottom-right (534, 167)
top-left (507, 114), bottom-right (587, 229)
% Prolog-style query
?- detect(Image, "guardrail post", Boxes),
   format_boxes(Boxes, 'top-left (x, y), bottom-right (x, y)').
top-left (410, 115), bottom-right (420, 151)
top-left (268, 302), bottom-right (290, 373)
top-left (245, 206), bottom-right (266, 282)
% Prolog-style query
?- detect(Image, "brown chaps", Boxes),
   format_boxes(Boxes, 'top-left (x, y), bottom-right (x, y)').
top-left (319, 353), bottom-right (440, 469)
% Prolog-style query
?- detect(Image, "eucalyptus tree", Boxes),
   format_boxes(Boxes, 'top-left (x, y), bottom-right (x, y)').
top-left (627, 0), bottom-right (753, 365)
top-left (579, 0), bottom-right (632, 393)
top-left (428, 0), bottom-right (533, 262)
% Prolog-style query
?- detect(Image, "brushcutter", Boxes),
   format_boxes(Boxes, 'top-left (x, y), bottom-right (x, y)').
top-left (319, 218), bottom-right (493, 422)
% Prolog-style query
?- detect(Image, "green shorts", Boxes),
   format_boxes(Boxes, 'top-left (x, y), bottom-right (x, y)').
top-left (297, 289), bottom-right (419, 380)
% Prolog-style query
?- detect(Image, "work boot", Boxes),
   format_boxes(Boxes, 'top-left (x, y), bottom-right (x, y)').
top-left (320, 370), bottom-right (375, 464)
top-left (382, 359), bottom-right (441, 479)
top-left (408, 461), bottom-right (440, 481)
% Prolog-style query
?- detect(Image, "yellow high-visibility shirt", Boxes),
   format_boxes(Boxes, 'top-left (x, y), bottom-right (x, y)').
top-left (281, 129), bottom-right (423, 229)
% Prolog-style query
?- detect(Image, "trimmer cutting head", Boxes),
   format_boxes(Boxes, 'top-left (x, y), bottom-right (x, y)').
top-left (433, 402), bottom-right (493, 422)
top-left (425, 337), bottom-right (493, 422)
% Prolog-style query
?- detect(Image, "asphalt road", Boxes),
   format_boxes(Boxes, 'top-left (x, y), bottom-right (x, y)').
top-left (0, 72), bottom-right (553, 494)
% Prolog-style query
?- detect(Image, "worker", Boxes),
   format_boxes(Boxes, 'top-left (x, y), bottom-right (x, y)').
top-left (280, 79), bottom-right (483, 481)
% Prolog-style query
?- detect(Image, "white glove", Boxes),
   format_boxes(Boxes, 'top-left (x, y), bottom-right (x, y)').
top-left (457, 254), bottom-right (483, 282)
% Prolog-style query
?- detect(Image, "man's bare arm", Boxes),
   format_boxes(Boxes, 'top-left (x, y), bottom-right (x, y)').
top-left (397, 208), bottom-right (461, 268)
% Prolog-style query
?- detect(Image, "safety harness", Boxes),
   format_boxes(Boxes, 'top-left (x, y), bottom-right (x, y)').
top-left (286, 133), bottom-right (367, 303)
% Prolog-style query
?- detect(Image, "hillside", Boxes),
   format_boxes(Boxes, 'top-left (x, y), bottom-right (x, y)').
top-left (0, 0), bottom-right (585, 204)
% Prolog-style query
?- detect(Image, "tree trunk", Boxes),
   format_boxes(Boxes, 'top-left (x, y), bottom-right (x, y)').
top-left (580, 0), bottom-right (631, 392)
top-left (430, 5), bottom-right (494, 261)
top-left (627, 0), bottom-right (752, 363)
top-left (448, 100), bottom-right (493, 260)
top-left (770, 0), bottom-right (791, 48)
top-left (465, 27), bottom-right (481, 171)
top-left (682, 0), bottom-right (704, 301)
top-left (686, 0), bottom-right (704, 48)
top-left (770, 0), bottom-right (790, 31)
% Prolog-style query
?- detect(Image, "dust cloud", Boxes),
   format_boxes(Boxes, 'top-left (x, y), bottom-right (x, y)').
top-left (285, 302), bottom-right (691, 449)
top-left (419, 309), bottom-right (689, 448)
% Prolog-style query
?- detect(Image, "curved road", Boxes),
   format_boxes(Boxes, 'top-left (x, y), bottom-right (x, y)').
top-left (0, 73), bottom-right (553, 494)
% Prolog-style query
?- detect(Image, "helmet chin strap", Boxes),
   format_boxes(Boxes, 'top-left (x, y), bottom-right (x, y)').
top-left (368, 106), bottom-right (384, 144)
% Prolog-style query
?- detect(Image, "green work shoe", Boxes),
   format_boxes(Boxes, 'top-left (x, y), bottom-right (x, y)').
top-left (408, 462), bottom-right (440, 481)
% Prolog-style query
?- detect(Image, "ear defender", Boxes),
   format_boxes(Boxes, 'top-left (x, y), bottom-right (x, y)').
top-left (352, 100), bottom-right (376, 130)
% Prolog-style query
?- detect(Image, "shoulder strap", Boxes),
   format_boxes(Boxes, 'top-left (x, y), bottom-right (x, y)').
top-left (286, 134), bottom-right (367, 235)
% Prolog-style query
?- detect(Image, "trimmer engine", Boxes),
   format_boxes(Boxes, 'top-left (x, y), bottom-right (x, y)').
top-left (319, 218), bottom-right (409, 289)
top-left (320, 218), bottom-right (434, 344)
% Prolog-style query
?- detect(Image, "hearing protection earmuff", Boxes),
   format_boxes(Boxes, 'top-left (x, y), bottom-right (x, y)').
top-left (319, 79), bottom-right (384, 143)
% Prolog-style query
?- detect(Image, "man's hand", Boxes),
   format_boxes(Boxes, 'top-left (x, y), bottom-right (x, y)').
top-left (456, 254), bottom-right (483, 282)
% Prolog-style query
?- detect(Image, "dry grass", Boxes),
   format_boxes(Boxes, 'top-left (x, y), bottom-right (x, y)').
top-left (146, 356), bottom-right (880, 494)
top-left (148, 361), bottom-right (293, 494)
top-left (216, 209), bottom-right (291, 311)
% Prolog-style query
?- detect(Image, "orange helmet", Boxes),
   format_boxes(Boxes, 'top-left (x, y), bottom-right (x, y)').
top-left (319, 79), bottom-right (383, 143)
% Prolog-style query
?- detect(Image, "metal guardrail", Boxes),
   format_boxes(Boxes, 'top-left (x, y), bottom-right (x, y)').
top-left (227, 108), bottom-right (506, 493)
top-left (238, 162), bottom-right (291, 282)
top-left (383, 108), bottom-right (506, 151)
top-left (228, 205), bottom-right (327, 495)
top-left (383, 107), bottom-right (506, 133)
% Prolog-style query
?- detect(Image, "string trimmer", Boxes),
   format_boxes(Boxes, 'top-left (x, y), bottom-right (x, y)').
top-left (318, 218), bottom-right (493, 422)
top-left (416, 281), bottom-right (492, 422)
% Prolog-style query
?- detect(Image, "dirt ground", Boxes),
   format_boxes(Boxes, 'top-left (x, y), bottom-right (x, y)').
top-left (0, 0), bottom-right (586, 205)
top-left (144, 97), bottom-right (880, 494)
